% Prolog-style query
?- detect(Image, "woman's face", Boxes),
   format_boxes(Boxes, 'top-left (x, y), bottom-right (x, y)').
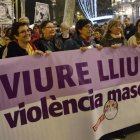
top-left (42, 22), bottom-right (56, 39)
top-left (33, 26), bottom-right (40, 33)
top-left (79, 23), bottom-right (92, 39)
top-left (15, 25), bottom-right (31, 43)
top-left (110, 23), bottom-right (122, 35)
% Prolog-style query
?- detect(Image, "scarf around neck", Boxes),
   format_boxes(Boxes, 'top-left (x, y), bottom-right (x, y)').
top-left (111, 33), bottom-right (122, 38)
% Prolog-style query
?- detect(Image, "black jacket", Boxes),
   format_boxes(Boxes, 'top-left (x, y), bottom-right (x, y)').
top-left (6, 41), bottom-right (36, 58)
top-left (0, 46), bottom-right (5, 59)
top-left (33, 35), bottom-right (64, 52)
top-left (64, 35), bottom-right (96, 50)
top-left (124, 24), bottom-right (135, 40)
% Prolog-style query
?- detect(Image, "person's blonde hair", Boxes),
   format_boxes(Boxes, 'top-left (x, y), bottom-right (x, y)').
top-left (60, 22), bottom-right (69, 29)
top-left (105, 18), bottom-right (124, 38)
top-left (107, 18), bottom-right (121, 32)
top-left (19, 17), bottom-right (30, 24)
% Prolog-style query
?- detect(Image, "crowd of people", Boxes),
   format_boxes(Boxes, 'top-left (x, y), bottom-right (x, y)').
top-left (0, 16), bottom-right (139, 140)
top-left (0, 16), bottom-right (139, 59)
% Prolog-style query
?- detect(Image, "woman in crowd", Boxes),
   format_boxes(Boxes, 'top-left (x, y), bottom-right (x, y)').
top-left (0, 27), bottom-right (12, 58)
top-left (31, 24), bottom-right (41, 42)
top-left (1, 31), bottom-right (12, 58)
top-left (128, 19), bottom-right (140, 47)
top-left (34, 20), bottom-right (64, 52)
top-left (64, 19), bottom-right (96, 51)
top-left (6, 22), bottom-right (43, 58)
top-left (100, 18), bottom-right (127, 48)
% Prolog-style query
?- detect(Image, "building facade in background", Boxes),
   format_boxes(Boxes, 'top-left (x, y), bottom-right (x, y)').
top-left (112, 0), bottom-right (140, 24)
top-left (24, 0), bottom-right (112, 25)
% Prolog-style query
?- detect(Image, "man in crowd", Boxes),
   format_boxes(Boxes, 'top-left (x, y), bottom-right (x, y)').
top-left (123, 17), bottom-right (135, 40)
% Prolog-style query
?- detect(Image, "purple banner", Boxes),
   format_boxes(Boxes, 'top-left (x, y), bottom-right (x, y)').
top-left (0, 46), bottom-right (140, 110)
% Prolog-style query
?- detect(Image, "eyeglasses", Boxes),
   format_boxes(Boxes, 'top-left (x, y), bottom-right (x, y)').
top-left (18, 29), bottom-right (31, 34)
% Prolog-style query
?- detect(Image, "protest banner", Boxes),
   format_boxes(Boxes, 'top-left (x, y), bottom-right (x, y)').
top-left (34, 2), bottom-right (50, 24)
top-left (0, 47), bottom-right (140, 140)
top-left (0, 0), bottom-right (13, 24)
